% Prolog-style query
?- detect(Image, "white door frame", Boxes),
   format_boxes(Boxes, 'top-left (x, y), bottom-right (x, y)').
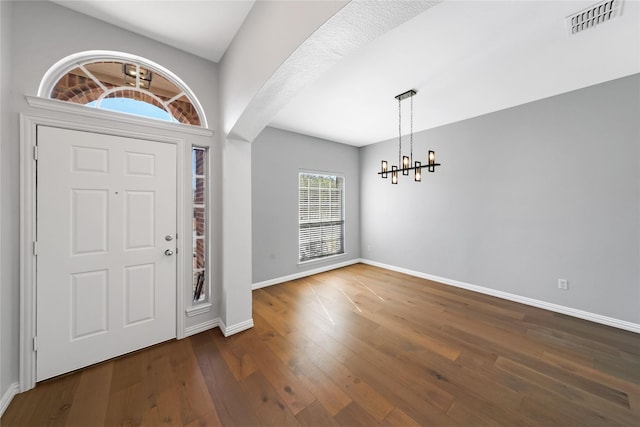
top-left (19, 113), bottom-right (188, 391)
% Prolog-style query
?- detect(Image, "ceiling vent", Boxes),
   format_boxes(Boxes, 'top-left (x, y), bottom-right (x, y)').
top-left (566, 0), bottom-right (623, 35)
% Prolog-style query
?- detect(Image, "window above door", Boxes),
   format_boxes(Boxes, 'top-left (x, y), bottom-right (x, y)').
top-left (38, 51), bottom-right (208, 128)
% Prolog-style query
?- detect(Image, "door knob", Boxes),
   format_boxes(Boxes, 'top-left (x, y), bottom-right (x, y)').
top-left (165, 235), bottom-right (173, 241)
top-left (164, 249), bottom-right (174, 256)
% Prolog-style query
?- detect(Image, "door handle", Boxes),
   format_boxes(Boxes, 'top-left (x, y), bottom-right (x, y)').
top-left (164, 249), bottom-right (174, 256)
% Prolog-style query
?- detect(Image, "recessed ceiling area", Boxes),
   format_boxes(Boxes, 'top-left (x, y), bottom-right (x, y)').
top-left (269, 0), bottom-right (640, 146)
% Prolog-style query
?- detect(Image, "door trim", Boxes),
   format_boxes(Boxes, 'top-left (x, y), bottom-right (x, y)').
top-left (20, 114), bottom-right (186, 391)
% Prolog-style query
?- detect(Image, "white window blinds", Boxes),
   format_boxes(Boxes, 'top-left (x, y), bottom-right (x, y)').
top-left (299, 172), bottom-right (345, 262)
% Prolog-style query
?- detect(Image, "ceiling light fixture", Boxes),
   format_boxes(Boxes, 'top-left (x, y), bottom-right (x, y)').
top-left (379, 89), bottom-right (440, 184)
top-left (123, 63), bottom-right (153, 89)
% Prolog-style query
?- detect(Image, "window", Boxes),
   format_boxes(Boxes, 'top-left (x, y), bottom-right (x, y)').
top-left (51, 60), bottom-right (200, 125)
top-left (192, 147), bottom-right (209, 302)
top-left (299, 172), bottom-right (345, 262)
top-left (39, 51), bottom-right (208, 127)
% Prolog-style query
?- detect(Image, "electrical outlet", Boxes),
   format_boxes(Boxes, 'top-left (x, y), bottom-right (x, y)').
top-left (558, 279), bottom-right (569, 290)
top-left (367, 245), bottom-right (371, 252)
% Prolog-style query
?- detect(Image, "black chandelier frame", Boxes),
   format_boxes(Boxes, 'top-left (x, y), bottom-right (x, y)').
top-left (379, 89), bottom-right (441, 184)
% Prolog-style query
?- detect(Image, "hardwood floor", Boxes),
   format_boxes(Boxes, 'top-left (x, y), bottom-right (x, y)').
top-left (3, 263), bottom-right (640, 426)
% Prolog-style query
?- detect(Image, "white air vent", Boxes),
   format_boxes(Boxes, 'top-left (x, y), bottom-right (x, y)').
top-left (566, 0), bottom-right (623, 35)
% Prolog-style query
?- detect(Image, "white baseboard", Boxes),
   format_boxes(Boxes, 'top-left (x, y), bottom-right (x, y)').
top-left (361, 259), bottom-right (640, 334)
top-left (184, 318), bottom-right (221, 338)
top-left (220, 318), bottom-right (254, 337)
top-left (185, 317), bottom-right (255, 338)
top-left (252, 258), bottom-right (362, 290)
top-left (0, 382), bottom-right (20, 418)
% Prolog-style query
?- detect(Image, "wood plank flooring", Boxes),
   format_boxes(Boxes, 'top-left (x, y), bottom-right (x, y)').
top-left (3, 263), bottom-right (640, 426)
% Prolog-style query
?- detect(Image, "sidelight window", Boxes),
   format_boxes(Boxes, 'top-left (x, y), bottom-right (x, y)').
top-left (192, 147), bottom-right (209, 302)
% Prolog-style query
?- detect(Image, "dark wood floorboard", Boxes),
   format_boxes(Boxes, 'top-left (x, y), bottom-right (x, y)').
top-left (3, 263), bottom-right (640, 426)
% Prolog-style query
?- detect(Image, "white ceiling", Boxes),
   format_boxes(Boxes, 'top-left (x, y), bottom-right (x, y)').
top-left (51, 0), bottom-right (255, 63)
top-left (52, 0), bottom-right (640, 146)
top-left (271, 0), bottom-right (640, 146)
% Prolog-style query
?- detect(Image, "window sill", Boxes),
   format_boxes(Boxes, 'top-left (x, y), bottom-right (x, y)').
top-left (298, 253), bottom-right (347, 267)
top-left (186, 302), bottom-right (212, 317)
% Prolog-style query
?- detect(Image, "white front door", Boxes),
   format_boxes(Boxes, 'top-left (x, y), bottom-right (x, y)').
top-left (36, 126), bottom-right (177, 381)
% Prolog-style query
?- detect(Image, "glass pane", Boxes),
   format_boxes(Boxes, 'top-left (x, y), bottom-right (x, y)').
top-left (83, 61), bottom-right (123, 88)
top-left (194, 177), bottom-right (206, 204)
top-left (87, 98), bottom-right (172, 121)
top-left (193, 271), bottom-right (206, 302)
top-left (193, 238), bottom-right (206, 269)
top-left (147, 71), bottom-right (181, 100)
top-left (193, 147), bottom-right (206, 176)
top-left (51, 66), bottom-right (105, 104)
top-left (166, 94), bottom-right (201, 126)
top-left (193, 207), bottom-right (205, 236)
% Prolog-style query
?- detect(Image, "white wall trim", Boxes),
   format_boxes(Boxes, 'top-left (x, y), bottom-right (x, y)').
top-left (252, 258), bottom-right (362, 290)
top-left (19, 115), bottom-right (37, 392)
top-left (219, 318), bottom-right (254, 337)
top-left (26, 96), bottom-right (214, 138)
top-left (185, 303), bottom-right (213, 318)
top-left (0, 0), bottom-right (3, 407)
top-left (361, 259), bottom-right (640, 334)
top-left (184, 318), bottom-right (220, 338)
top-left (0, 382), bottom-right (19, 418)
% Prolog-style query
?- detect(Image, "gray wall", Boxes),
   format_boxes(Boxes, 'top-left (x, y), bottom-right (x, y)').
top-left (2, 0), bottom-right (220, 397)
top-left (361, 74), bottom-right (640, 324)
top-left (252, 126), bottom-right (361, 284)
top-left (0, 0), bottom-right (13, 403)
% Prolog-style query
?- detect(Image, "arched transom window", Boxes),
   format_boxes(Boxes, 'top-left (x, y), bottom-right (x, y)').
top-left (39, 51), bottom-right (207, 127)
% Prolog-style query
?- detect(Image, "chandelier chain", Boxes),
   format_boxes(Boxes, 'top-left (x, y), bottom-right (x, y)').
top-left (410, 92), bottom-right (413, 164)
top-left (398, 96), bottom-right (402, 167)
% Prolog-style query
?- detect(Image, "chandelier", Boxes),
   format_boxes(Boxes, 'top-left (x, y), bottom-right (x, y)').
top-left (379, 89), bottom-right (440, 183)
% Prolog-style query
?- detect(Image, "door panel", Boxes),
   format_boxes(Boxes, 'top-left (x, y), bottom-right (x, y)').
top-left (70, 270), bottom-right (108, 340)
top-left (71, 189), bottom-right (109, 254)
top-left (36, 126), bottom-right (177, 381)
top-left (125, 190), bottom-right (156, 249)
